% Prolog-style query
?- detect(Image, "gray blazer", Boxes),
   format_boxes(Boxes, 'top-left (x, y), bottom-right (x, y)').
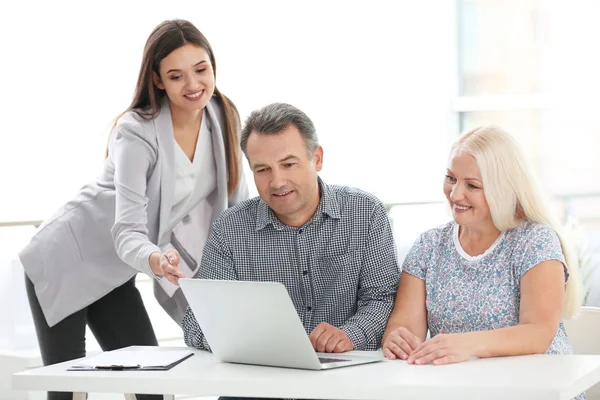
top-left (20, 96), bottom-right (248, 327)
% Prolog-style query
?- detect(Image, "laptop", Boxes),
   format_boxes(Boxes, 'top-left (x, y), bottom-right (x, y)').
top-left (179, 278), bottom-right (384, 370)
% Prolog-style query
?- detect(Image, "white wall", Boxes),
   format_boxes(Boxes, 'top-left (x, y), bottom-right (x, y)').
top-left (0, 0), bottom-right (458, 223)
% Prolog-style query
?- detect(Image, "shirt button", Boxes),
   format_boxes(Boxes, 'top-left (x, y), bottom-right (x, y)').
top-left (307, 306), bottom-right (312, 311)
top-left (303, 270), bottom-right (308, 276)
top-left (298, 229), bottom-right (303, 234)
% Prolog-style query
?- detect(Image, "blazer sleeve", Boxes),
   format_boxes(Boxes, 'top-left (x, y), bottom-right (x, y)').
top-left (110, 119), bottom-right (162, 277)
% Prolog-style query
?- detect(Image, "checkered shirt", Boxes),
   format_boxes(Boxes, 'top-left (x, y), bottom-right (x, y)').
top-left (182, 178), bottom-right (400, 351)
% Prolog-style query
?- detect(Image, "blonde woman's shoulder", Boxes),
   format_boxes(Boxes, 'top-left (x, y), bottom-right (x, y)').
top-left (513, 221), bottom-right (557, 237)
top-left (418, 220), bottom-right (455, 246)
top-left (508, 221), bottom-right (561, 249)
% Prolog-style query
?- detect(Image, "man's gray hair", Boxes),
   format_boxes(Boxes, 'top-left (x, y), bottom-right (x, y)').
top-left (240, 103), bottom-right (319, 156)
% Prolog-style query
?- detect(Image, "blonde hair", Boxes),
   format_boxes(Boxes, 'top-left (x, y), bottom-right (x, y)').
top-left (453, 125), bottom-right (582, 318)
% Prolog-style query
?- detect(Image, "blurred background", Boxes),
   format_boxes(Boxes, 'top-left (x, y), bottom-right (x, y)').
top-left (0, 0), bottom-right (598, 365)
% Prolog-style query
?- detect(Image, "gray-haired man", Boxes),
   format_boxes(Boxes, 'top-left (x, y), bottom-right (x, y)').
top-left (183, 103), bottom-right (400, 353)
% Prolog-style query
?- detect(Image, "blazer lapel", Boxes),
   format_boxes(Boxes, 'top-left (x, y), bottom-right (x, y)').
top-left (204, 98), bottom-right (228, 210)
top-left (155, 98), bottom-right (175, 245)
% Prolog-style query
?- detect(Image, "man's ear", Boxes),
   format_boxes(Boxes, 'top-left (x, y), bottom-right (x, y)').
top-left (153, 72), bottom-right (165, 90)
top-left (313, 146), bottom-right (324, 172)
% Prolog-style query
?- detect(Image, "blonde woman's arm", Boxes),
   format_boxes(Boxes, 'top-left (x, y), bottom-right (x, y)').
top-left (382, 272), bottom-right (428, 360)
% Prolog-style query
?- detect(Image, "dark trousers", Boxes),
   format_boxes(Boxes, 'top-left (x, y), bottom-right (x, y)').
top-left (26, 274), bottom-right (162, 400)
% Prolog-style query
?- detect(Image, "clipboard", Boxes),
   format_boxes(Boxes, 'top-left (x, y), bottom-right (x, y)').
top-left (68, 349), bottom-right (194, 371)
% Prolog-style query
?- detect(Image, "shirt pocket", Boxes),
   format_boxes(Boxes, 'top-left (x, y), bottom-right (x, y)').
top-left (317, 248), bottom-right (362, 286)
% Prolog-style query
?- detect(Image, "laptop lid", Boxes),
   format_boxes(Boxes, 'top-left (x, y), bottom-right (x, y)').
top-left (180, 279), bottom-right (384, 370)
top-left (180, 279), bottom-right (324, 369)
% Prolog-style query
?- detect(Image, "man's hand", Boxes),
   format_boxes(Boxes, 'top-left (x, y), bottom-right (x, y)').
top-left (149, 249), bottom-right (184, 285)
top-left (309, 322), bottom-right (354, 353)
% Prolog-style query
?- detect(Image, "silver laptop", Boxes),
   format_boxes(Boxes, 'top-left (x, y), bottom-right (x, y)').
top-left (179, 279), bottom-right (383, 370)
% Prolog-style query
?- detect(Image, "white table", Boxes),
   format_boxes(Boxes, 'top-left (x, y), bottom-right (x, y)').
top-left (12, 346), bottom-right (600, 400)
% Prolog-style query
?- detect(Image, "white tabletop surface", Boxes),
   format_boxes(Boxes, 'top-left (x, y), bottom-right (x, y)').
top-left (12, 346), bottom-right (600, 400)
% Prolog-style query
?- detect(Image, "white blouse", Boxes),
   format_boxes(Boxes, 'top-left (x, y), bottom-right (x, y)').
top-left (158, 113), bottom-right (217, 297)
top-left (168, 113), bottom-right (216, 233)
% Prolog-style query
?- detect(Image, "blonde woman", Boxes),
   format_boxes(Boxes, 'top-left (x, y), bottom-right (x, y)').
top-left (382, 126), bottom-right (583, 382)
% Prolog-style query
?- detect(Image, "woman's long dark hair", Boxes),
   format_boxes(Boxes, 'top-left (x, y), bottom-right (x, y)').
top-left (108, 19), bottom-right (240, 197)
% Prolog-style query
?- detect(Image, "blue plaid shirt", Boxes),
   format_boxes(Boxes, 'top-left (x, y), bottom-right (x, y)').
top-left (182, 178), bottom-right (400, 351)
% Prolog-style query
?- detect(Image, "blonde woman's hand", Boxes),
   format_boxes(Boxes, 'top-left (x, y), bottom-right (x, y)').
top-left (382, 326), bottom-right (423, 360)
top-left (408, 332), bottom-right (475, 365)
top-left (149, 249), bottom-right (184, 285)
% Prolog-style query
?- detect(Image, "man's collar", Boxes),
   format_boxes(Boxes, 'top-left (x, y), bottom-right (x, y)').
top-left (255, 176), bottom-right (340, 231)
top-left (319, 176), bottom-right (341, 220)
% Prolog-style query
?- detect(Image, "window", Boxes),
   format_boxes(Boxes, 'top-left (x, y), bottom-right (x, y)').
top-left (456, 0), bottom-right (600, 230)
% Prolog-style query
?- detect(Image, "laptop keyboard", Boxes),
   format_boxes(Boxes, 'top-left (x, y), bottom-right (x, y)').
top-left (318, 357), bottom-right (349, 364)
